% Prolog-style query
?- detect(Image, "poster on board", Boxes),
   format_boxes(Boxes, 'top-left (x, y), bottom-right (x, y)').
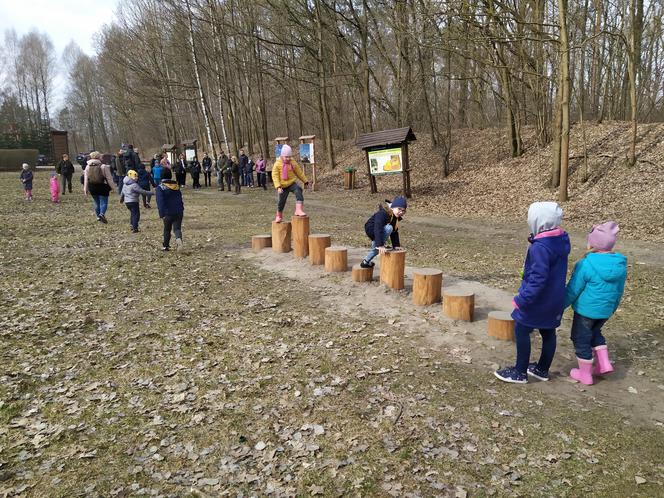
top-left (299, 143), bottom-right (314, 164)
top-left (368, 147), bottom-right (403, 176)
top-left (185, 149), bottom-right (196, 161)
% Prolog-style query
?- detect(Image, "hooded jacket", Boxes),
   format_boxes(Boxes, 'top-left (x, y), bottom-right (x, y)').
top-left (512, 202), bottom-right (570, 329)
top-left (364, 202), bottom-right (402, 248)
top-left (121, 176), bottom-right (152, 204)
top-left (564, 252), bottom-right (627, 319)
top-left (156, 180), bottom-right (184, 217)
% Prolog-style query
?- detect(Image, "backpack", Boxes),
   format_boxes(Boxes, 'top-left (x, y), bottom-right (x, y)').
top-left (87, 163), bottom-right (105, 184)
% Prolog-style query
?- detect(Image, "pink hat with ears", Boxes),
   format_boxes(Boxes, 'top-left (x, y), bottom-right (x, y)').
top-left (587, 221), bottom-right (619, 251)
top-left (280, 144), bottom-right (292, 157)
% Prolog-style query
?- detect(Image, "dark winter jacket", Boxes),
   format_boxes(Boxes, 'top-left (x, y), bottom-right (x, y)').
top-left (512, 229), bottom-right (571, 329)
top-left (239, 154), bottom-right (248, 171)
top-left (137, 165), bottom-right (156, 190)
top-left (20, 170), bottom-right (33, 190)
top-left (364, 202), bottom-right (402, 248)
top-left (56, 160), bottom-right (75, 176)
top-left (230, 159), bottom-right (239, 176)
top-left (124, 149), bottom-right (141, 171)
top-left (173, 160), bottom-right (187, 175)
top-left (156, 180), bottom-right (185, 218)
top-left (189, 160), bottom-right (201, 175)
top-left (202, 157), bottom-right (212, 172)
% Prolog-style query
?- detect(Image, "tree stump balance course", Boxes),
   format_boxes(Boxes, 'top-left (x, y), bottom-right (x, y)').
top-left (292, 215), bottom-right (310, 258)
top-left (324, 246), bottom-right (348, 273)
top-left (380, 248), bottom-right (407, 290)
top-left (487, 311), bottom-right (515, 341)
top-left (412, 268), bottom-right (443, 305)
top-left (308, 234), bottom-right (331, 265)
top-left (442, 290), bottom-right (475, 321)
top-left (251, 234), bottom-right (272, 251)
top-left (352, 264), bottom-right (374, 282)
top-left (271, 221), bottom-right (291, 253)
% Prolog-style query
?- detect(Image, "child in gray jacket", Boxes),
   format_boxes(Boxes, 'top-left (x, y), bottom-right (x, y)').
top-left (121, 169), bottom-right (153, 232)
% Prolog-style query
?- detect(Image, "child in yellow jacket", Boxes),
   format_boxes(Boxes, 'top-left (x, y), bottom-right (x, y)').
top-left (272, 144), bottom-right (309, 222)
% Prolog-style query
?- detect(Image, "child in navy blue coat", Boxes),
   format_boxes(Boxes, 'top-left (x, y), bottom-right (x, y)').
top-left (156, 168), bottom-right (185, 251)
top-left (360, 196), bottom-right (407, 268)
top-left (20, 163), bottom-right (33, 201)
top-left (495, 202), bottom-right (570, 384)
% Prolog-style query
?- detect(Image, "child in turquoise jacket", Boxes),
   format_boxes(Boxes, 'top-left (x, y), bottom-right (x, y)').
top-left (564, 221), bottom-right (627, 385)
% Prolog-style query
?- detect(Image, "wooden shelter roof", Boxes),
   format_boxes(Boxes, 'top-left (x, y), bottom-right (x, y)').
top-left (355, 127), bottom-right (416, 150)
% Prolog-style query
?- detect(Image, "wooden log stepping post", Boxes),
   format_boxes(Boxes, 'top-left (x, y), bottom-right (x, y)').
top-left (352, 264), bottom-right (374, 282)
top-left (291, 215), bottom-right (310, 258)
top-left (487, 311), bottom-right (515, 341)
top-left (271, 221), bottom-right (291, 253)
top-left (308, 234), bottom-right (331, 265)
top-left (442, 290), bottom-right (475, 321)
top-left (251, 234), bottom-right (272, 251)
top-left (324, 246), bottom-right (348, 273)
top-left (379, 249), bottom-right (407, 290)
top-left (412, 268), bottom-right (443, 305)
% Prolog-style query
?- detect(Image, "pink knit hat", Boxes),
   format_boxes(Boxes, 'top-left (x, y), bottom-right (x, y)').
top-left (587, 221), bottom-right (619, 251)
top-left (280, 144), bottom-right (292, 157)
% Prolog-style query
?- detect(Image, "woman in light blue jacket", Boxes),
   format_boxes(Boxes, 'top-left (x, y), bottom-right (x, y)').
top-left (564, 221), bottom-right (627, 385)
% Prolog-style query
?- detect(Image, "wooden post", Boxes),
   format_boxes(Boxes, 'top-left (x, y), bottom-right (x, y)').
top-left (412, 268), bottom-right (443, 305)
top-left (271, 221), bottom-right (291, 253)
top-left (352, 264), bottom-right (374, 282)
top-left (488, 311), bottom-right (515, 341)
top-left (442, 291), bottom-right (475, 321)
top-left (380, 249), bottom-right (406, 290)
top-left (401, 143), bottom-right (412, 198)
top-left (308, 234), bottom-right (331, 265)
top-left (251, 234), bottom-right (271, 251)
top-left (291, 216), bottom-right (310, 258)
top-left (325, 246), bottom-right (348, 272)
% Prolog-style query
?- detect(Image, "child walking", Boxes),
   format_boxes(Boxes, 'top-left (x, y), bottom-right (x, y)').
top-left (564, 221), bottom-right (626, 385)
top-left (271, 145), bottom-right (309, 222)
top-left (50, 172), bottom-right (60, 203)
top-left (121, 169), bottom-right (153, 233)
top-left (360, 197), bottom-right (407, 268)
top-left (495, 201), bottom-right (570, 384)
top-left (20, 164), bottom-right (33, 201)
top-left (156, 168), bottom-right (184, 251)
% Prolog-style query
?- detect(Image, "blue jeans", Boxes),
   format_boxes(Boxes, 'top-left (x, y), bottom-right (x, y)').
top-left (514, 322), bottom-right (556, 374)
top-left (570, 312), bottom-right (607, 360)
top-left (277, 183), bottom-right (303, 211)
top-left (92, 195), bottom-right (108, 216)
top-left (364, 225), bottom-right (393, 263)
top-left (244, 170), bottom-right (253, 186)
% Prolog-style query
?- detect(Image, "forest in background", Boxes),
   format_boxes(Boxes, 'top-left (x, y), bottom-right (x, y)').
top-left (1, 0), bottom-right (664, 200)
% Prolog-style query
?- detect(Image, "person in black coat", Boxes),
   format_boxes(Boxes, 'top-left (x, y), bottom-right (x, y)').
top-left (56, 153), bottom-right (75, 194)
top-left (239, 149), bottom-right (249, 186)
top-left (202, 152), bottom-right (213, 187)
top-left (360, 197), bottom-right (407, 268)
top-left (174, 153), bottom-right (188, 187)
top-left (190, 156), bottom-right (202, 189)
top-left (230, 155), bottom-right (241, 194)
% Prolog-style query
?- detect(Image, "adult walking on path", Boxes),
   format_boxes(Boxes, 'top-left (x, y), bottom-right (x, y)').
top-left (202, 152), bottom-right (213, 187)
top-left (56, 154), bottom-right (75, 195)
top-left (83, 151), bottom-right (115, 224)
top-left (115, 148), bottom-right (127, 194)
top-left (174, 154), bottom-right (188, 188)
top-left (255, 155), bottom-right (267, 190)
top-left (231, 155), bottom-right (241, 195)
top-left (190, 156), bottom-right (202, 189)
top-left (272, 145), bottom-right (308, 222)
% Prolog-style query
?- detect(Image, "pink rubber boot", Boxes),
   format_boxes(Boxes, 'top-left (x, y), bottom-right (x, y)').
top-left (570, 358), bottom-right (594, 385)
top-left (274, 211), bottom-right (283, 223)
top-left (294, 201), bottom-right (307, 217)
top-left (593, 345), bottom-right (614, 375)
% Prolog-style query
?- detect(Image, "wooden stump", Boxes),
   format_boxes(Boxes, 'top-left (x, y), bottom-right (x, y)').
top-left (251, 234), bottom-right (272, 251)
top-left (442, 291), bottom-right (475, 321)
top-left (324, 246), bottom-right (348, 273)
top-left (487, 311), bottom-right (515, 341)
top-left (412, 268), bottom-right (443, 305)
top-left (352, 264), bottom-right (374, 282)
top-left (379, 249), bottom-right (406, 290)
top-left (271, 221), bottom-right (291, 253)
top-left (292, 216), bottom-right (310, 258)
top-left (308, 234), bottom-right (331, 265)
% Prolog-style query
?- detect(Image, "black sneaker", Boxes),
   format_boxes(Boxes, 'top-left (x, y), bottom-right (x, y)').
top-left (360, 260), bottom-right (373, 269)
top-left (527, 363), bottom-right (550, 381)
top-left (161, 246), bottom-right (170, 251)
top-left (99, 214), bottom-right (108, 224)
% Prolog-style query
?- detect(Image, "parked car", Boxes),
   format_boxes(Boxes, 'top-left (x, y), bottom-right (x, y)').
top-left (37, 154), bottom-right (48, 166)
